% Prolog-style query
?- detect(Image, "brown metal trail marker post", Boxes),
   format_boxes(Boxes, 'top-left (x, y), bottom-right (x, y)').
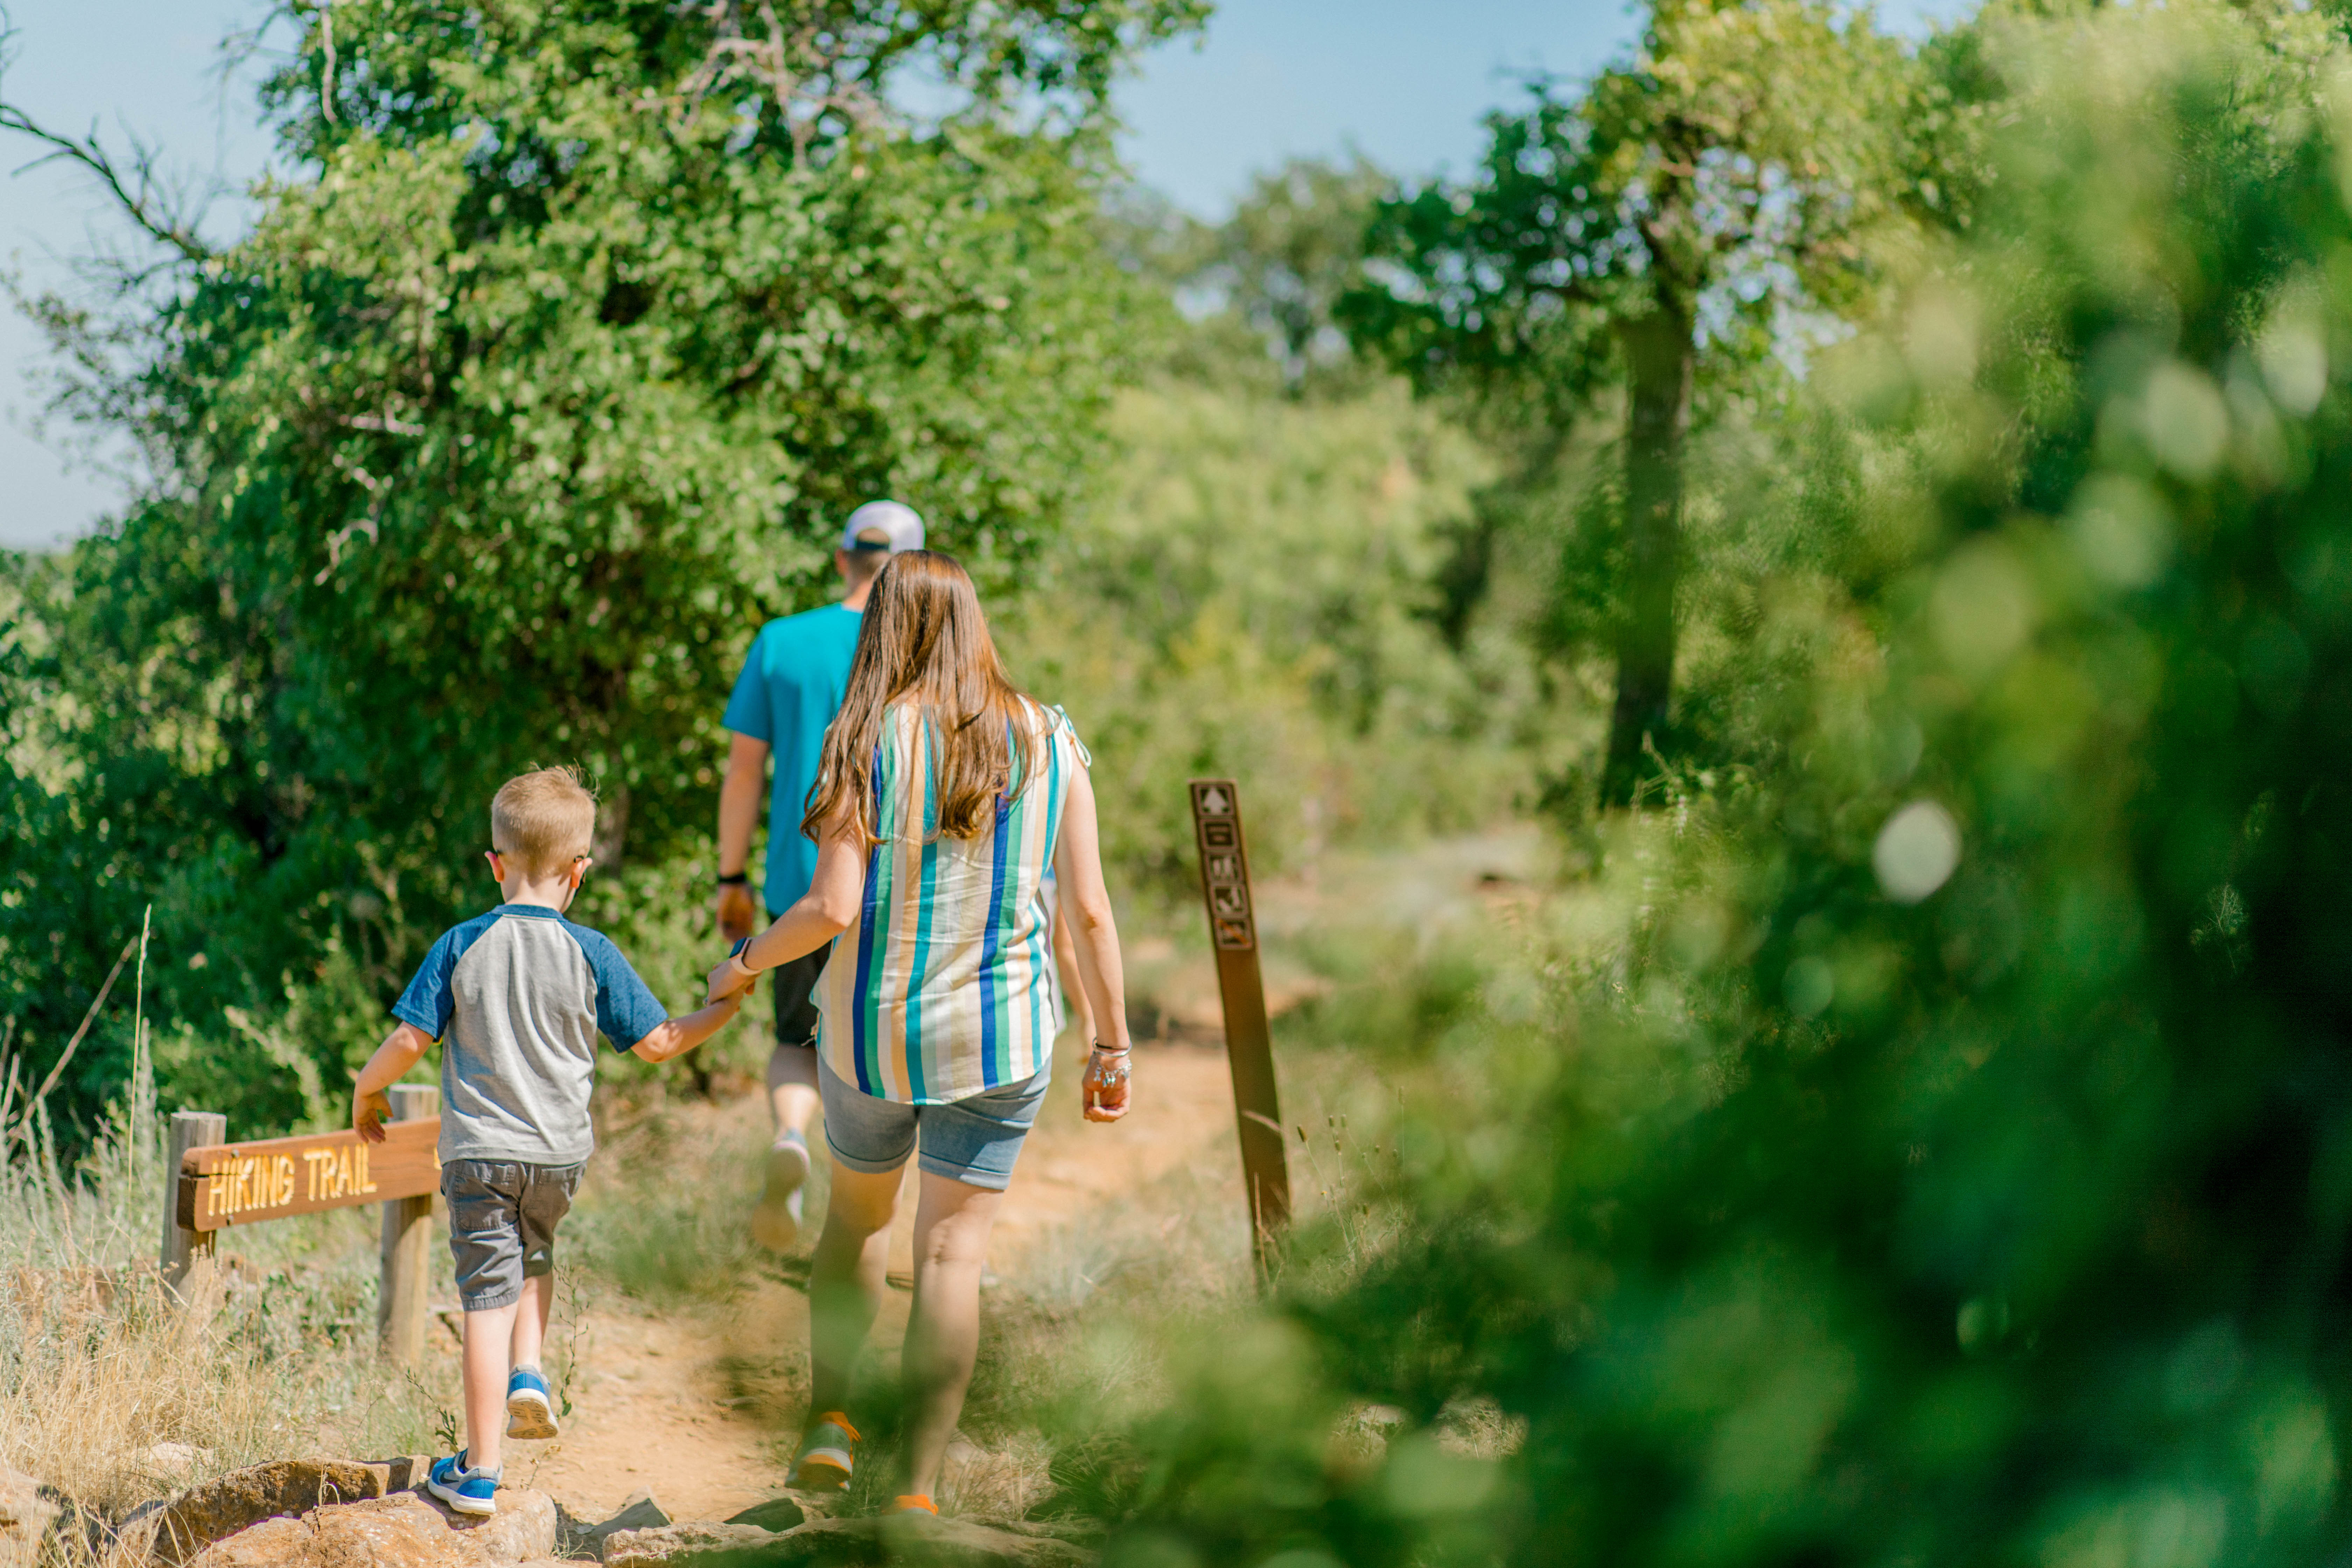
top-left (1189, 779), bottom-right (1292, 1284)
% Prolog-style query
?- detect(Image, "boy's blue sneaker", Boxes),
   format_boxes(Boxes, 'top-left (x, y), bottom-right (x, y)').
top-left (506, 1365), bottom-right (559, 1441)
top-left (426, 1452), bottom-right (499, 1517)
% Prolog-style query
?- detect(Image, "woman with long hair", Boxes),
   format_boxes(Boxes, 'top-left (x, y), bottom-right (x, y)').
top-left (705, 550), bottom-right (1134, 1515)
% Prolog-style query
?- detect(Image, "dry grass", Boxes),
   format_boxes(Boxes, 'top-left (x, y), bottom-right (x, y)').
top-left (0, 1088), bottom-right (444, 1542)
top-left (0, 832), bottom-right (1470, 1547)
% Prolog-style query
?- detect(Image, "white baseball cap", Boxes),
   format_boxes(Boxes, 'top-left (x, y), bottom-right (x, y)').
top-left (840, 499), bottom-right (925, 554)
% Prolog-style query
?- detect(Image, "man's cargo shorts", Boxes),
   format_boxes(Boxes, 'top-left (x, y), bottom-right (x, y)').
top-left (442, 1158), bottom-right (585, 1311)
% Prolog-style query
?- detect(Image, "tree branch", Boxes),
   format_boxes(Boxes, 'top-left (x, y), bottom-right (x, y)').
top-left (28, 934), bottom-right (140, 1113)
top-left (0, 103), bottom-right (212, 263)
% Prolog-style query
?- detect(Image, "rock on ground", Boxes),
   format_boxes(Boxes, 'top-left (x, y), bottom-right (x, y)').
top-left (124, 1458), bottom-right (434, 1567)
top-left (599, 1523), bottom-right (786, 1567)
top-left (604, 1514), bottom-right (1089, 1568)
top-left (566, 1493), bottom-right (674, 1561)
top-left (0, 1465), bottom-right (57, 1568)
top-left (186, 1488), bottom-right (557, 1568)
top-left (719, 1499), bottom-right (804, 1534)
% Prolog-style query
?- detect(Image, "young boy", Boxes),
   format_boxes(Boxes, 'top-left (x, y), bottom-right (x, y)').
top-left (353, 767), bottom-right (743, 1517)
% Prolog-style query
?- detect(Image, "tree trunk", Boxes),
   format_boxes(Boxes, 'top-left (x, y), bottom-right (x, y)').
top-left (1600, 301), bottom-right (1695, 807)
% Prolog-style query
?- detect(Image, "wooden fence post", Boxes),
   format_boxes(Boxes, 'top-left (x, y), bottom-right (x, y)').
top-left (160, 1110), bottom-right (226, 1296)
top-left (377, 1084), bottom-right (439, 1363)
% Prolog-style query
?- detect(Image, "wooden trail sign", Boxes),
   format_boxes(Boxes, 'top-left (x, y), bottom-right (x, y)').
top-left (162, 1087), bottom-right (442, 1364)
top-left (178, 1118), bottom-right (439, 1231)
top-left (1189, 779), bottom-right (1292, 1282)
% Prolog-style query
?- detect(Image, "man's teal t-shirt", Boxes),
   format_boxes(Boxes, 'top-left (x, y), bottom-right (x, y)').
top-left (721, 603), bottom-right (864, 911)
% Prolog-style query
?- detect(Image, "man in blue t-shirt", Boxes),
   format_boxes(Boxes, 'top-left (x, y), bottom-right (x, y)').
top-left (716, 499), bottom-right (924, 1250)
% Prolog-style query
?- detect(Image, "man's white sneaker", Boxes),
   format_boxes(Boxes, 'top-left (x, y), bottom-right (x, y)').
top-left (751, 1133), bottom-right (810, 1253)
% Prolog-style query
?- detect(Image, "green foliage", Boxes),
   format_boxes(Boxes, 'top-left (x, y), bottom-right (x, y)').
top-left (1345, 0), bottom-right (1942, 803)
top-left (1346, 0), bottom-right (1926, 412)
top-left (0, 0), bottom-right (1199, 1136)
top-left (1002, 159), bottom-right (1563, 906)
top-left (1064, 3), bottom-right (2352, 1562)
top-left (999, 380), bottom-right (1544, 904)
top-left (1102, 155), bottom-right (1395, 400)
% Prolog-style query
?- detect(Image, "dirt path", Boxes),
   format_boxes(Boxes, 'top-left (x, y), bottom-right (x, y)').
top-left (505, 1042), bottom-right (1244, 1525)
top-left (470, 831), bottom-right (1545, 1525)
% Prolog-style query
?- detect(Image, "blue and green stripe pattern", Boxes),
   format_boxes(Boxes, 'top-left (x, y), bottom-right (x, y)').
top-left (817, 701), bottom-right (1089, 1105)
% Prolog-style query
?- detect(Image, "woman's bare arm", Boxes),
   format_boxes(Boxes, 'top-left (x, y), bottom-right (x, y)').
top-left (1053, 765), bottom-right (1132, 1120)
top-left (1050, 901), bottom-right (1097, 1044)
top-left (708, 822), bottom-right (867, 1002)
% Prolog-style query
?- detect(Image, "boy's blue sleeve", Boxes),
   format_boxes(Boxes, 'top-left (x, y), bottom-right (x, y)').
top-left (567, 924), bottom-right (670, 1051)
top-left (721, 630), bottom-right (773, 741)
top-left (390, 929), bottom-right (461, 1041)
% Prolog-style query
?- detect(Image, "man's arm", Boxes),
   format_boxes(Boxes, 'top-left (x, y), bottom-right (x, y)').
top-left (630, 992), bottom-right (746, 1064)
top-left (354, 1021), bottom-right (434, 1141)
top-left (716, 732), bottom-right (770, 943)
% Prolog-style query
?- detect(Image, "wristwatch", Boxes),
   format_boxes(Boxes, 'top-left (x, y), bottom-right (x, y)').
top-left (728, 935), bottom-right (762, 980)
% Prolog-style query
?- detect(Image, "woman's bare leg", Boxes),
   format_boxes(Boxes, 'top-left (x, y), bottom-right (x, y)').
top-left (898, 1171), bottom-right (1007, 1500)
top-left (806, 1160), bottom-right (902, 1418)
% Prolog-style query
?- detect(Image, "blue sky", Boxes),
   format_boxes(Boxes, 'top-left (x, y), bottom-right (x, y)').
top-left (0, 0), bottom-right (1973, 548)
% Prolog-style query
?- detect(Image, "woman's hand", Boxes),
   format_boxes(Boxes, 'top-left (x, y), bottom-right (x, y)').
top-left (707, 948), bottom-right (757, 1005)
top-left (1082, 1045), bottom-right (1131, 1123)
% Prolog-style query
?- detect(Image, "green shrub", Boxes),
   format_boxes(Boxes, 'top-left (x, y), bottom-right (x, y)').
top-left (1065, 5), bottom-right (2352, 1563)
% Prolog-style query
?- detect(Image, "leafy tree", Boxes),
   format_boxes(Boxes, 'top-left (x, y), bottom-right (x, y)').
top-left (0, 0), bottom-right (1202, 1136)
top-left (1076, 3), bottom-right (2352, 1563)
top-left (1106, 155), bottom-right (1393, 400)
top-left (1193, 156), bottom-right (1393, 397)
top-left (1345, 0), bottom-right (1931, 805)
top-left (1002, 380), bottom-right (1527, 903)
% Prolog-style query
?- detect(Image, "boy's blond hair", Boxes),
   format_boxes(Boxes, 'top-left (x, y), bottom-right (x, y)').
top-left (491, 768), bottom-right (596, 878)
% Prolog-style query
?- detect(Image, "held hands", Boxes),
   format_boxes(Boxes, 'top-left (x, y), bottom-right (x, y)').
top-left (354, 1088), bottom-right (392, 1144)
top-left (706, 944), bottom-right (758, 1006)
top-left (1082, 1045), bottom-right (1131, 1123)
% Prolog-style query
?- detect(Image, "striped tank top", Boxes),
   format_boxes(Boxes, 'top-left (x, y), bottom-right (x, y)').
top-left (817, 700), bottom-right (1091, 1104)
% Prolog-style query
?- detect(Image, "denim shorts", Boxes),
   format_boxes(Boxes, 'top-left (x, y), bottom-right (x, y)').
top-left (442, 1158), bottom-right (583, 1311)
top-left (819, 1059), bottom-right (1049, 1191)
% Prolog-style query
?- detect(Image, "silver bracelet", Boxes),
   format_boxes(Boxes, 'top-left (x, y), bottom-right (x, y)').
top-left (1086, 1044), bottom-right (1130, 1091)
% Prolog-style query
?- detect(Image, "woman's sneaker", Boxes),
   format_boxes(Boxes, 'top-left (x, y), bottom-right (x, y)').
top-left (785, 1410), bottom-right (858, 1491)
top-left (426, 1452), bottom-right (499, 1517)
top-left (506, 1366), bottom-right (559, 1440)
top-left (751, 1132), bottom-right (810, 1253)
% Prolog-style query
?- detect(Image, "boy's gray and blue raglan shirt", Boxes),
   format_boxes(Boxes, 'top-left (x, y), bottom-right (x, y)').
top-left (391, 904), bottom-right (667, 1166)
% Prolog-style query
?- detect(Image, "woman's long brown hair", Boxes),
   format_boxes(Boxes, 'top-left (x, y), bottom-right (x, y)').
top-left (802, 551), bottom-right (1042, 849)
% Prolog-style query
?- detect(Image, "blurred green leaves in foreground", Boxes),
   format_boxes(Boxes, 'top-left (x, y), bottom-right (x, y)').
top-left (1066, 3), bottom-right (2352, 1563)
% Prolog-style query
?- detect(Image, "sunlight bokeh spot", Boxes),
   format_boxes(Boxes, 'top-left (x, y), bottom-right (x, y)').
top-left (1874, 800), bottom-right (1962, 904)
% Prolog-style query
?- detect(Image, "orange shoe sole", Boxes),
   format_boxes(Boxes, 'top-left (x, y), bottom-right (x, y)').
top-left (787, 1455), bottom-right (852, 1492)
